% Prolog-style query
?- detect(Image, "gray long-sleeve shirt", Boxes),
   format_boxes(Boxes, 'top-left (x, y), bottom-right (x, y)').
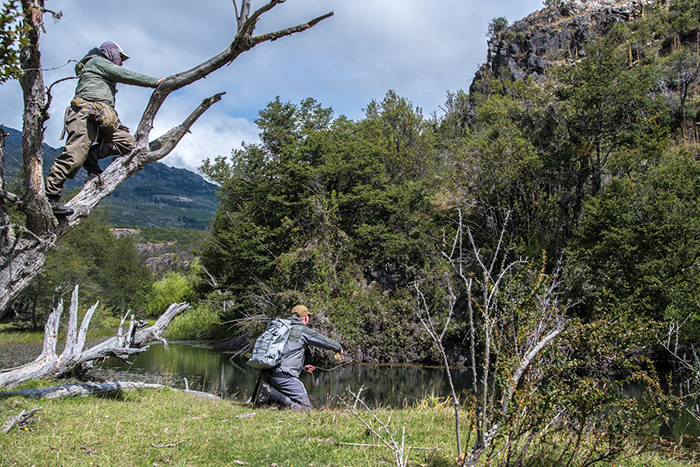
top-left (278, 315), bottom-right (342, 377)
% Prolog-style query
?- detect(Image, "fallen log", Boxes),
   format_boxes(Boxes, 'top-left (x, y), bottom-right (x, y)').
top-left (0, 381), bottom-right (222, 400)
top-left (1, 381), bottom-right (163, 399)
top-left (0, 285), bottom-right (189, 389)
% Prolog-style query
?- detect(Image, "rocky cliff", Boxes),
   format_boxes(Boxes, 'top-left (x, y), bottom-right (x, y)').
top-left (471, 0), bottom-right (657, 93)
top-left (112, 228), bottom-right (203, 275)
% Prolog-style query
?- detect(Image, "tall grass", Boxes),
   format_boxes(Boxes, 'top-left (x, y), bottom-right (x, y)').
top-left (0, 388), bottom-right (455, 466)
top-left (0, 329), bottom-right (45, 345)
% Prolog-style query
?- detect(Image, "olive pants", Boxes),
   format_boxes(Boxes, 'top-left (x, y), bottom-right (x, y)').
top-left (45, 105), bottom-right (133, 198)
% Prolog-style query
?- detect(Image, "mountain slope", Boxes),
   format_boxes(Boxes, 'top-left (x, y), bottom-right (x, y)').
top-left (2, 126), bottom-right (218, 229)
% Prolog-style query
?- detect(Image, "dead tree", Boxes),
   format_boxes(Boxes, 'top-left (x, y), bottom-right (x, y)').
top-left (0, 285), bottom-right (189, 389)
top-left (0, 0), bottom-right (334, 316)
top-left (414, 280), bottom-right (462, 458)
top-left (660, 314), bottom-right (700, 424)
top-left (342, 387), bottom-right (411, 467)
top-left (419, 209), bottom-right (567, 467)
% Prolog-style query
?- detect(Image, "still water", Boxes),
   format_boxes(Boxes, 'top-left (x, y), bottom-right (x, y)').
top-left (94, 342), bottom-right (471, 408)
top-left (92, 342), bottom-right (700, 437)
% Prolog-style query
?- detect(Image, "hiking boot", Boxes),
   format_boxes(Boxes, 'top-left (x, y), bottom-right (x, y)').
top-left (48, 196), bottom-right (74, 216)
top-left (50, 202), bottom-right (74, 216)
top-left (256, 383), bottom-right (271, 407)
top-left (85, 171), bottom-right (103, 187)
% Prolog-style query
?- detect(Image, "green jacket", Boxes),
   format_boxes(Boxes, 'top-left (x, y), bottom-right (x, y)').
top-left (74, 54), bottom-right (159, 108)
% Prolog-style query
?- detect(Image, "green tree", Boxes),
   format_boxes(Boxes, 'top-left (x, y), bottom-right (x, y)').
top-left (361, 90), bottom-right (435, 182)
top-left (557, 39), bottom-right (668, 202)
top-left (486, 16), bottom-right (508, 38)
top-left (435, 89), bottom-right (472, 139)
top-left (567, 149), bottom-right (700, 324)
top-left (199, 94), bottom-right (442, 336)
top-left (0, 0), bottom-right (25, 83)
top-left (199, 98), bottom-right (341, 299)
top-left (663, 48), bottom-right (700, 126)
top-left (667, 0), bottom-right (700, 39)
top-left (100, 234), bottom-right (153, 313)
top-left (17, 211), bottom-right (153, 323)
top-left (445, 87), bottom-right (568, 259)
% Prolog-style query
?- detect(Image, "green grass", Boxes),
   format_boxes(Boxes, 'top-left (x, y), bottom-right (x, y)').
top-left (0, 322), bottom-right (120, 347)
top-left (0, 388), bottom-right (453, 467)
top-left (0, 328), bottom-right (44, 345)
top-left (0, 387), bottom-right (696, 467)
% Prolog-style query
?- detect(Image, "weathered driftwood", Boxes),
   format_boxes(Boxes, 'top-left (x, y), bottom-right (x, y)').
top-left (0, 381), bottom-right (221, 400)
top-left (0, 285), bottom-right (189, 389)
top-left (1, 407), bottom-right (42, 433)
top-left (1, 381), bottom-right (162, 399)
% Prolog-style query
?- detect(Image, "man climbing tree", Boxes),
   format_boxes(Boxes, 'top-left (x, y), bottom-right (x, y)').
top-left (45, 41), bottom-right (164, 216)
top-left (0, 0), bottom-right (334, 317)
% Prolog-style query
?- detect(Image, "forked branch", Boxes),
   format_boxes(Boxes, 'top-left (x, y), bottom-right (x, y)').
top-left (342, 388), bottom-right (410, 467)
top-left (0, 285), bottom-right (189, 389)
top-left (58, 1), bottom-right (333, 238)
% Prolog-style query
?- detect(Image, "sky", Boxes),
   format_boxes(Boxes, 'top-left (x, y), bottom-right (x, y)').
top-left (1, 0), bottom-right (544, 172)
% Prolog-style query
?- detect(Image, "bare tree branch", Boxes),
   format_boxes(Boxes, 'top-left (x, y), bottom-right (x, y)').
top-left (414, 280), bottom-right (462, 457)
top-left (251, 12), bottom-right (334, 45)
top-left (1, 1), bottom-right (334, 314)
top-left (0, 188), bottom-right (22, 207)
top-left (342, 388), bottom-right (410, 467)
top-left (1, 407), bottom-right (42, 433)
top-left (433, 210), bottom-right (568, 467)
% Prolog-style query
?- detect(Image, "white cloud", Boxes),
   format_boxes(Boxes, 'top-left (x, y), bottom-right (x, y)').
top-left (3, 0), bottom-right (544, 171)
top-left (154, 109), bottom-right (260, 171)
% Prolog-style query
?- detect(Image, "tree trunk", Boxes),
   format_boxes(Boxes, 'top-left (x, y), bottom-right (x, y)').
top-left (0, 285), bottom-right (189, 389)
top-left (19, 0), bottom-right (54, 235)
top-left (0, 126), bottom-right (10, 249)
top-left (0, 0), bottom-right (334, 316)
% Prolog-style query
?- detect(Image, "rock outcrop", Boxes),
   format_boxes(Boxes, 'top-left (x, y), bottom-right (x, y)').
top-left (110, 228), bottom-right (197, 275)
top-left (471, 0), bottom-right (657, 93)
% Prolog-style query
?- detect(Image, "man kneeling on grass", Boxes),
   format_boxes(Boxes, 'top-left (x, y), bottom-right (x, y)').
top-left (257, 305), bottom-right (342, 411)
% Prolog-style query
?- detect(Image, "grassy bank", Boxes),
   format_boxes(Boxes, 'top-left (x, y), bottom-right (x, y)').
top-left (0, 325), bottom-right (133, 370)
top-left (0, 386), bottom-right (695, 467)
top-left (0, 319), bottom-right (129, 346)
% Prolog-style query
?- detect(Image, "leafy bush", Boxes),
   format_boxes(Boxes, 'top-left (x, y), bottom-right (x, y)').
top-left (198, 93), bottom-right (442, 328)
top-left (164, 303), bottom-right (221, 341)
top-left (144, 271), bottom-right (195, 318)
top-left (567, 149), bottom-right (700, 326)
top-left (487, 17), bottom-right (509, 38)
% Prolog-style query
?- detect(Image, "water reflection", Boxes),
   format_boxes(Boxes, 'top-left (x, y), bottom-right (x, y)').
top-left (93, 342), bottom-right (700, 439)
top-left (94, 342), bottom-right (472, 408)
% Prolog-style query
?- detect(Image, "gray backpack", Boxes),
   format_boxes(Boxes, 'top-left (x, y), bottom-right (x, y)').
top-left (246, 318), bottom-right (293, 369)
